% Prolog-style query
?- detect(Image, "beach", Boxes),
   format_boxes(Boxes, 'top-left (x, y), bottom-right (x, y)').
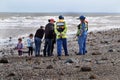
top-left (0, 28), bottom-right (120, 80)
top-left (0, 13), bottom-right (120, 80)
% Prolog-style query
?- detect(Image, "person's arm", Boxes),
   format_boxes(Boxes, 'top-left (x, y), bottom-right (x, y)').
top-left (76, 24), bottom-right (80, 36)
top-left (54, 24), bottom-right (61, 36)
top-left (61, 22), bottom-right (67, 35)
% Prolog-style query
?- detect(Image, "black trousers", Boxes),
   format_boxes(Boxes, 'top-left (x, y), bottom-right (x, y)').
top-left (51, 40), bottom-right (55, 55)
top-left (28, 47), bottom-right (33, 56)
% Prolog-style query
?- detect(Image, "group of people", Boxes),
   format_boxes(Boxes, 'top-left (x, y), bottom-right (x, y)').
top-left (16, 15), bottom-right (88, 57)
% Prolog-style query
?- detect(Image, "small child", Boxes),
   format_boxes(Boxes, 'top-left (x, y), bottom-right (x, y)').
top-left (27, 34), bottom-right (34, 56)
top-left (16, 38), bottom-right (23, 56)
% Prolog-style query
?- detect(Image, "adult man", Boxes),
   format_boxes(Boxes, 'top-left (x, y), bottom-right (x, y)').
top-left (54, 15), bottom-right (69, 56)
top-left (76, 15), bottom-right (88, 55)
top-left (43, 18), bottom-right (55, 57)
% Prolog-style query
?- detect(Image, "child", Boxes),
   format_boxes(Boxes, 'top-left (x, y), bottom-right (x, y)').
top-left (16, 38), bottom-right (23, 56)
top-left (27, 34), bottom-right (34, 56)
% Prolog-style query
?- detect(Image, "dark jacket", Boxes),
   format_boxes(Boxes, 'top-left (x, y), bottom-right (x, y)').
top-left (45, 23), bottom-right (55, 39)
top-left (35, 28), bottom-right (45, 39)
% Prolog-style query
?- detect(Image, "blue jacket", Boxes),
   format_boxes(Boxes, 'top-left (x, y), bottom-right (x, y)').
top-left (27, 38), bottom-right (34, 47)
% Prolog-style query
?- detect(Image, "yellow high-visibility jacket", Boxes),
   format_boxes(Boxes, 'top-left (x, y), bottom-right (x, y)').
top-left (54, 20), bottom-right (67, 39)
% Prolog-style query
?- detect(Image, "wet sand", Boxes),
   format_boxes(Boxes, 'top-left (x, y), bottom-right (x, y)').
top-left (0, 28), bottom-right (120, 80)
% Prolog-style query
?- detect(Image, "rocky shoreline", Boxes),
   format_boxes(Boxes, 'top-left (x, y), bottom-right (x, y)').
top-left (0, 28), bottom-right (120, 80)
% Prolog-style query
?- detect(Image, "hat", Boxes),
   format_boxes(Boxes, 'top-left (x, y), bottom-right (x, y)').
top-left (77, 15), bottom-right (86, 20)
top-left (59, 15), bottom-right (64, 19)
top-left (48, 18), bottom-right (56, 22)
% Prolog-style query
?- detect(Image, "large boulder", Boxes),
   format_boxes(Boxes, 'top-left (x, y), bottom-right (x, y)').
top-left (0, 57), bottom-right (9, 63)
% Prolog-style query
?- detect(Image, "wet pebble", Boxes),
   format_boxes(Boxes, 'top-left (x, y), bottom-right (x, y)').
top-left (46, 65), bottom-right (53, 69)
top-left (81, 66), bottom-right (92, 72)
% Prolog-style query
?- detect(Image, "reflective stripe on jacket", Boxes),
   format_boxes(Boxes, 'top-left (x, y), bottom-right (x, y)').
top-left (55, 20), bottom-right (67, 39)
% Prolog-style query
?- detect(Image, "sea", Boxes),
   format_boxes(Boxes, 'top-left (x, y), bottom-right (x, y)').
top-left (0, 12), bottom-right (120, 47)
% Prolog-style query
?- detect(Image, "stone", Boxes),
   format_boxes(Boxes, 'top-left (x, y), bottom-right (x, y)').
top-left (7, 72), bottom-right (15, 77)
top-left (81, 66), bottom-right (92, 72)
top-left (108, 49), bottom-right (114, 52)
top-left (64, 59), bottom-right (74, 63)
top-left (96, 60), bottom-right (107, 64)
top-left (26, 57), bottom-right (32, 61)
top-left (64, 58), bottom-right (78, 64)
top-left (0, 57), bottom-right (9, 63)
top-left (92, 52), bottom-right (102, 55)
top-left (101, 57), bottom-right (108, 60)
top-left (89, 75), bottom-right (97, 79)
top-left (118, 40), bottom-right (120, 43)
top-left (75, 65), bottom-right (80, 68)
top-left (46, 65), bottom-right (53, 69)
top-left (83, 59), bottom-right (92, 62)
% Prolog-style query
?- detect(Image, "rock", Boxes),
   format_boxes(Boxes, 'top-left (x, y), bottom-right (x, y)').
top-left (59, 71), bottom-right (64, 75)
top-left (7, 72), bottom-right (15, 77)
top-left (89, 74), bottom-right (97, 79)
top-left (64, 58), bottom-right (78, 64)
top-left (65, 59), bottom-right (74, 63)
top-left (46, 65), bottom-right (53, 69)
top-left (108, 49), bottom-right (114, 52)
top-left (100, 41), bottom-right (109, 44)
top-left (75, 65), bottom-right (80, 68)
top-left (0, 50), bottom-right (2, 53)
top-left (83, 59), bottom-right (92, 62)
top-left (101, 57), bottom-right (108, 60)
top-left (96, 60), bottom-right (107, 64)
top-left (81, 66), bottom-right (92, 72)
top-left (26, 57), bottom-right (32, 61)
top-left (92, 52), bottom-right (102, 55)
top-left (0, 57), bottom-right (9, 63)
top-left (117, 50), bottom-right (120, 52)
top-left (118, 40), bottom-right (120, 43)
top-left (33, 66), bottom-right (41, 69)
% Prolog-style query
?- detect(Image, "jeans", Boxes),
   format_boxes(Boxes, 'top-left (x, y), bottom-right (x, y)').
top-left (34, 37), bottom-right (42, 56)
top-left (57, 38), bottom-right (68, 56)
top-left (43, 39), bottom-right (52, 56)
top-left (78, 33), bottom-right (87, 55)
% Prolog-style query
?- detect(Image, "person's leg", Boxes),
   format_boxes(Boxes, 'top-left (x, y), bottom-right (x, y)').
top-left (28, 47), bottom-right (30, 56)
top-left (57, 39), bottom-right (62, 56)
top-left (47, 39), bottom-right (52, 56)
top-left (30, 47), bottom-right (33, 56)
top-left (83, 35), bottom-right (87, 55)
top-left (78, 36), bottom-right (84, 55)
top-left (37, 38), bottom-right (41, 56)
top-left (35, 38), bottom-right (38, 56)
top-left (18, 51), bottom-right (22, 56)
top-left (43, 39), bottom-right (48, 57)
top-left (51, 40), bottom-right (54, 56)
top-left (62, 38), bottom-right (69, 56)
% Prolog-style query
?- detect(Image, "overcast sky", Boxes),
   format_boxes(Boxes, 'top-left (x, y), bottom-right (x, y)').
top-left (0, 0), bottom-right (120, 13)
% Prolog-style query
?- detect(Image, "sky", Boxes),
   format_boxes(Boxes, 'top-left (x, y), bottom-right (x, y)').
top-left (0, 0), bottom-right (120, 13)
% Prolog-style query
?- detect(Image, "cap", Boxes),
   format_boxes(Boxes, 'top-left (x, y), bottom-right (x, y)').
top-left (77, 15), bottom-right (86, 20)
top-left (59, 15), bottom-right (64, 19)
top-left (48, 18), bottom-right (56, 22)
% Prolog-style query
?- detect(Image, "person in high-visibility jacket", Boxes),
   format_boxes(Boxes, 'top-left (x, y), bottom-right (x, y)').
top-left (76, 15), bottom-right (88, 55)
top-left (54, 15), bottom-right (69, 56)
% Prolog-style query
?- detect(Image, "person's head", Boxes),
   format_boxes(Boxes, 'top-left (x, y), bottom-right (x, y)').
top-left (40, 26), bottom-right (44, 29)
top-left (78, 15), bottom-right (86, 22)
top-left (18, 38), bottom-right (22, 43)
top-left (48, 18), bottom-right (56, 24)
top-left (29, 34), bottom-right (33, 39)
top-left (59, 15), bottom-right (64, 20)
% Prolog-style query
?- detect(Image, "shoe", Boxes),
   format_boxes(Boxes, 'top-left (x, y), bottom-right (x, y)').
top-left (76, 53), bottom-right (82, 55)
top-left (65, 54), bottom-right (69, 56)
top-left (85, 51), bottom-right (87, 53)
